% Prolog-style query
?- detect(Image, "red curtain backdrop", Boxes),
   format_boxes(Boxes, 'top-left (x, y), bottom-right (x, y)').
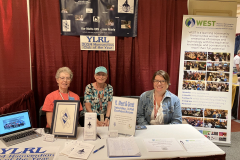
top-left (0, 90), bottom-right (37, 127)
top-left (0, 0), bottom-right (30, 107)
top-left (30, 0), bottom-right (188, 110)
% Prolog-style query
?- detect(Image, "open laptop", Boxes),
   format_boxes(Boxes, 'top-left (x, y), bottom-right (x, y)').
top-left (0, 110), bottom-right (42, 147)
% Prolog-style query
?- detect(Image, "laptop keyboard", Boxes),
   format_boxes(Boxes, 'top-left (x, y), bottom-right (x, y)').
top-left (3, 130), bottom-right (36, 142)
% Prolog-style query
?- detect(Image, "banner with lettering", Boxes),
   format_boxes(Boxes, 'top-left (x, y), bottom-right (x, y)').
top-left (178, 15), bottom-right (236, 145)
top-left (80, 36), bottom-right (115, 51)
top-left (109, 96), bottom-right (138, 136)
top-left (0, 146), bottom-right (59, 160)
top-left (60, 0), bottom-right (138, 37)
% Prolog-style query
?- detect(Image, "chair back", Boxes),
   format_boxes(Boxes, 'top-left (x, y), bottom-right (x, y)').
top-left (39, 106), bottom-right (46, 128)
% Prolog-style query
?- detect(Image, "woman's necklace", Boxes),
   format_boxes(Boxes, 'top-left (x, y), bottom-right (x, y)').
top-left (59, 90), bottom-right (70, 100)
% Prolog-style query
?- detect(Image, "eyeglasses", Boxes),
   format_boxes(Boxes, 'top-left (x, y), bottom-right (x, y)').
top-left (59, 77), bottom-right (71, 81)
top-left (96, 73), bottom-right (107, 77)
top-left (153, 80), bottom-right (166, 84)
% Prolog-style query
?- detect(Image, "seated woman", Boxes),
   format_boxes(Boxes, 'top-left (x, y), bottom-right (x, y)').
top-left (137, 70), bottom-right (182, 125)
top-left (42, 67), bottom-right (82, 128)
top-left (80, 66), bottom-right (113, 127)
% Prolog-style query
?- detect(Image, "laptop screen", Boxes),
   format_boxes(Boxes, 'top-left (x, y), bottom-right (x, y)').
top-left (0, 110), bottom-right (32, 136)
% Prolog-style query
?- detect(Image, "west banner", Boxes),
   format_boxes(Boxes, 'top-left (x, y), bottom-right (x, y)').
top-left (178, 15), bottom-right (237, 145)
top-left (60, 0), bottom-right (138, 37)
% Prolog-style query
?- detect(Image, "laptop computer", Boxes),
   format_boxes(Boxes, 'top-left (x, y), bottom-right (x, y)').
top-left (0, 110), bottom-right (42, 147)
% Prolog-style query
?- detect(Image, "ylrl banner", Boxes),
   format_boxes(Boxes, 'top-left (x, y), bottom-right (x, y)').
top-left (60, 0), bottom-right (138, 37)
top-left (80, 36), bottom-right (115, 51)
top-left (178, 15), bottom-right (237, 145)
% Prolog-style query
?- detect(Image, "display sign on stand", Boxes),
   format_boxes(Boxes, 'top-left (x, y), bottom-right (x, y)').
top-left (109, 96), bottom-right (138, 136)
top-left (84, 112), bottom-right (97, 140)
top-left (178, 15), bottom-right (237, 145)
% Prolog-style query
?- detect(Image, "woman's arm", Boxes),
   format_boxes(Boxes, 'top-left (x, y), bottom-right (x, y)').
top-left (85, 102), bottom-right (93, 112)
top-left (46, 112), bottom-right (53, 128)
top-left (105, 101), bottom-right (112, 117)
top-left (104, 85), bottom-right (113, 126)
top-left (170, 98), bottom-right (182, 124)
top-left (104, 101), bottom-right (112, 126)
top-left (137, 92), bottom-right (148, 125)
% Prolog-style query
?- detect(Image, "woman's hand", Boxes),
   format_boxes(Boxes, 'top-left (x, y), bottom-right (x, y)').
top-left (97, 120), bottom-right (105, 127)
top-left (104, 118), bottom-right (109, 126)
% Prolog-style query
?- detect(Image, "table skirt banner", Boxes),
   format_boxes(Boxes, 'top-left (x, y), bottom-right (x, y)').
top-left (0, 146), bottom-right (60, 160)
top-left (178, 15), bottom-right (237, 145)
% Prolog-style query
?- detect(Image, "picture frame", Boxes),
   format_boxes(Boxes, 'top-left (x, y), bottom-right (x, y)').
top-left (50, 100), bottom-right (80, 138)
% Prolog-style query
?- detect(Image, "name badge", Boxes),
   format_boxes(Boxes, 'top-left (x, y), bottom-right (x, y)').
top-left (69, 97), bottom-right (75, 100)
top-left (43, 134), bottom-right (56, 142)
top-left (108, 130), bottom-right (118, 138)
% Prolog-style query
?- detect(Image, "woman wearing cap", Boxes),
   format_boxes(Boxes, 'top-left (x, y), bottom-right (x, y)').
top-left (137, 70), bottom-right (182, 125)
top-left (42, 67), bottom-right (83, 128)
top-left (80, 66), bottom-right (113, 127)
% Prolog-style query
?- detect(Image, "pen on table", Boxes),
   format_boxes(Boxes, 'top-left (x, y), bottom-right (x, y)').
top-left (97, 133), bottom-right (101, 139)
top-left (93, 145), bottom-right (105, 153)
top-left (180, 141), bottom-right (187, 151)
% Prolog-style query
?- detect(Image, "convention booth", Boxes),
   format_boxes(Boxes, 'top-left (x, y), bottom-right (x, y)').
top-left (2, 0), bottom-right (240, 159)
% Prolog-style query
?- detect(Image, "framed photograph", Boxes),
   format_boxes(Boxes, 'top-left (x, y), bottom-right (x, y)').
top-left (50, 100), bottom-right (80, 138)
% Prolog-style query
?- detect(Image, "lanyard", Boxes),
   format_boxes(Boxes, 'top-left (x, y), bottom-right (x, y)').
top-left (59, 91), bottom-right (70, 100)
top-left (96, 83), bottom-right (105, 110)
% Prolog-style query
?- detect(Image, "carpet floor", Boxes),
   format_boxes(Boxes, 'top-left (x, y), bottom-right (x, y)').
top-left (218, 119), bottom-right (240, 160)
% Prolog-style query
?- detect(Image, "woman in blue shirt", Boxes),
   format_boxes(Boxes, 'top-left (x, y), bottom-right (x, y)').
top-left (137, 70), bottom-right (182, 125)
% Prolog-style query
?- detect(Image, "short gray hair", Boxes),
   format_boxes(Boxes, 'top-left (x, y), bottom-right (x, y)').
top-left (238, 50), bottom-right (240, 55)
top-left (55, 67), bottom-right (73, 80)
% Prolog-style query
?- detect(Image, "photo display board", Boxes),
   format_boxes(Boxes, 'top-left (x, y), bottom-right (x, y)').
top-left (60, 0), bottom-right (138, 37)
top-left (178, 15), bottom-right (237, 145)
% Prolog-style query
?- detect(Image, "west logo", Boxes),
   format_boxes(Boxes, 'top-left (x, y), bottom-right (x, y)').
top-left (196, 20), bottom-right (216, 26)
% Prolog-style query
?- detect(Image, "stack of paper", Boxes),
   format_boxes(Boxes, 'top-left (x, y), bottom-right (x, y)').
top-left (143, 138), bottom-right (184, 152)
top-left (178, 138), bottom-right (223, 152)
top-left (106, 137), bottom-right (141, 157)
top-left (59, 140), bottom-right (94, 159)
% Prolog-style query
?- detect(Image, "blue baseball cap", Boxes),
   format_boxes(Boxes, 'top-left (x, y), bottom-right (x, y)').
top-left (95, 66), bottom-right (107, 74)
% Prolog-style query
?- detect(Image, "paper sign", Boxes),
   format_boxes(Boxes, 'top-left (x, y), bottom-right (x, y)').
top-left (84, 112), bottom-right (97, 140)
top-left (109, 96), bottom-right (138, 136)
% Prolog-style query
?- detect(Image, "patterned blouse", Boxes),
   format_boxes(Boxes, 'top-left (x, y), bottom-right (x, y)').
top-left (81, 83), bottom-right (113, 116)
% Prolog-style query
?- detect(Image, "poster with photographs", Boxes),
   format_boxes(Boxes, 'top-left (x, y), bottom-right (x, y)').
top-left (60, 0), bottom-right (138, 37)
top-left (178, 15), bottom-right (237, 145)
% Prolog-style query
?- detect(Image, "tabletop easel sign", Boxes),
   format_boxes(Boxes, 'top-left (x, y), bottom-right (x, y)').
top-left (109, 96), bottom-right (138, 136)
top-left (84, 112), bottom-right (97, 140)
top-left (51, 100), bottom-right (80, 138)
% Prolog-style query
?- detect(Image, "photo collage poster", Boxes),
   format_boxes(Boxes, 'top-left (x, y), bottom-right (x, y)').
top-left (60, 0), bottom-right (138, 37)
top-left (178, 15), bottom-right (237, 144)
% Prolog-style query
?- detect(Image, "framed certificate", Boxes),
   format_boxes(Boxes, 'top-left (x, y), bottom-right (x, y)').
top-left (51, 100), bottom-right (80, 138)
